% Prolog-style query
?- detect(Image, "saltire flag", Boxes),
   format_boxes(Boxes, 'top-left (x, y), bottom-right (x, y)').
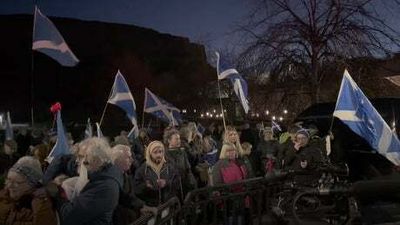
top-left (144, 88), bottom-right (182, 126)
top-left (96, 122), bottom-right (104, 138)
top-left (215, 52), bottom-right (249, 114)
top-left (5, 112), bottom-right (13, 141)
top-left (32, 6), bottom-right (79, 67)
top-left (271, 120), bottom-right (282, 132)
top-left (197, 123), bottom-right (206, 135)
top-left (84, 118), bottom-right (93, 139)
top-left (333, 69), bottom-right (400, 165)
top-left (107, 70), bottom-right (139, 138)
top-left (46, 111), bottom-right (70, 163)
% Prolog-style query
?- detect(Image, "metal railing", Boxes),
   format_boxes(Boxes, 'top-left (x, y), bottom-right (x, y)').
top-left (132, 175), bottom-right (286, 225)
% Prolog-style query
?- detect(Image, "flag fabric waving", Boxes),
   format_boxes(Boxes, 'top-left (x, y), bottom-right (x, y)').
top-left (32, 6), bottom-right (79, 66)
top-left (96, 122), bottom-right (104, 138)
top-left (107, 70), bottom-right (139, 138)
top-left (144, 88), bottom-right (182, 126)
top-left (46, 111), bottom-right (70, 163)
top-left (5, 112), bottom-right (13, 141)
top-left (84, 118), bottom-right (93, 139)
top-left (333, 69), bottom-right (400, 165)
top-left (215, 52), bottom-right (249, 114)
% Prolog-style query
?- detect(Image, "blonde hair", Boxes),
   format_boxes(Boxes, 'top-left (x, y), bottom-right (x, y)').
top-left (219, 143), bottom-right (238, 159)
top-left (145, 141), bottom-right (166, 176)
top-left (222, 126), bottom-right (244, 156)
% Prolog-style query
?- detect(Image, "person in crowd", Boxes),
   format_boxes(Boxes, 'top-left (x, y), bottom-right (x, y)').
top-left (256, 127), bottom-right (281, 175)
top-left (212, 143), bottom-right (248, 185)
top-left (199, 132), bottom-right (219, 167)
top-left (0, 140), bottom-right (19, 179)
top-left (15, 128), bottom-right (30, 157)
top-left (163, 127), bottom-right (197, 198)
top-left (179, 124), bottom-right (201, 171)
top-left (195, 132), bottom-right (219, 187)
top-left (221, 126), bottom-right (244, 158)
top-left (134, 141), bottom-right (178, 207)
top-left (31, 143), bottom-right (51, 171)
top-left (212, 143), bottom-right (249, 225)
top-left (240, 142), bottom-right (255, 178)
top-left (0, 156), bottom-right (57, 225)
top-left (138, 129), bottom-right (151, 149)
top-left (43, 143), bottom-right (78, 185)
top-left (280, 129), bottom-right (323, 185)
top-left (277, 125), bottom-right (300, 169)
top-left (48, 137), bottom-right (123, 225)
top-left (111, 144), bottom-right (156, 225)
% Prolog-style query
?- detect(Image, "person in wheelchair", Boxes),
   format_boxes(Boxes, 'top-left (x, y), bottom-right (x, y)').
top-left (280, 129), bottom-right (323, 186)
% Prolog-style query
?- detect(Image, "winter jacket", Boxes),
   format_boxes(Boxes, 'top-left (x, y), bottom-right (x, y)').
top-left (212, 159), bottom-right (248, 186)
top-left (134, 162), bottom-right (178, 207)
top-left (0, 189), bottom-right (57, 225)
top-left (165, 148), bottom-right (197, 194)
top-left (113, 173), bottom-right (144, 225)
top-left (55, 163), bottom-right (123, 225)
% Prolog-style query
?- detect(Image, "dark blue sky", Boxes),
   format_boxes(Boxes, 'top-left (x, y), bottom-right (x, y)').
top-left (1, 0), bottom-right (250, 50)
top-left (2, 0), bottom-right (400, 53)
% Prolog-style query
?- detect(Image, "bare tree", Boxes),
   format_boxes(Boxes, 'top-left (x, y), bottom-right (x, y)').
top-left (238, 0), bottom-right (400, 103)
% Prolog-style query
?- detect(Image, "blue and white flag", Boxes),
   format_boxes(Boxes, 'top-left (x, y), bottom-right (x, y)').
top-left (107, 70), bottom-right (139, 138)
top-left (144, 88), bottom-right (182, 126)
top-left (333, 70), bottom-right (400, 165)
top-left (5, 112), bottom-right (13, 141)
top-left (84, 118), bottom-right (93, 139)
top-left (46, 111), bottom-right (70, 163)
top-left (272, 120), bottom-right (282, 132)
top-left (215, 52), bottom-right (249, 114)
top-left (32, 6), bottom-right (79, 67)
top-left (96, 122), bottom-right (104, 138)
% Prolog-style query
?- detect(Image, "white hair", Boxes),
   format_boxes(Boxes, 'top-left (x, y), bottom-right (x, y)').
top-left (14, 156), bottom-right (43, 175)
top-left (80, 137), bottom-right (112, 167)
top-left (110, 144), bottom-right (131, 163)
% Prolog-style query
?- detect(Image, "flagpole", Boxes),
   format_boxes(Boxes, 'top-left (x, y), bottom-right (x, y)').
top-left (215, 52), bottom-right (227, 131)
top-left (217, 80), bottom-right (227, 131)
top-left (99, 83), bottom-right (114, 127)
top-left (30, 5), bottom-right (38, 127)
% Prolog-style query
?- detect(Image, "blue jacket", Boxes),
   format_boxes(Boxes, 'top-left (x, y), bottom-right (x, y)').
top-left (57, 163), bottom-right (123, 225)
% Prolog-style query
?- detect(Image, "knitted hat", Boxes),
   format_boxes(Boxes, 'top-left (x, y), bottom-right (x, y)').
top-left (9, 156), bottom-right (43, 187)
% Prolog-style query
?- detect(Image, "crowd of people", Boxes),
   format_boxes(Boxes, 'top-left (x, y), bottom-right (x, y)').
top-left (0, 120), bottom-right (332, 225)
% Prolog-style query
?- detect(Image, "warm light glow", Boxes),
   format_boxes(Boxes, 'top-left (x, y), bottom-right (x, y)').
top-left (279, 117), bottom-right (283, 121)
top-left (194, 109), bottom-right (197, 113)
top-left (265, 110), bottom-right (269, 115)
top-left (283, 110), bottom-right (288, 114)
top-left (272, 116), bottom-right (276, 120)
top-left (201, 114), bottom-right (204, 118)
